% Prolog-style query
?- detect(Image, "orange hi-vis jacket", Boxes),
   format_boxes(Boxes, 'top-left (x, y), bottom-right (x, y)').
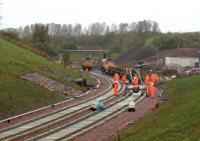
top-left (133, 74), bottom-right (139, 87)
top-left (114, 74), bottom-right (119, 82)
top-left (121, 74), bottom-right (126, 83)
top-left (113, 82), bottom-right (119, 96)
top-left (145, 74), bottom-right (150, 86)
top-left (151, 74), bottom-right (156, 85)
top-left (148, 82), bottom-right (155, 98)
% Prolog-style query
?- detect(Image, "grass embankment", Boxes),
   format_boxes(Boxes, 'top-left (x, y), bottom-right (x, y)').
top-left (113, 76), bottom-right (200, 141)
top-left (0, 39), bottom-right (95, 120)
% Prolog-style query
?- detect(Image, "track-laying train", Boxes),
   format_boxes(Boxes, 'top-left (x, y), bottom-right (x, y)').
top-left (100, 59), bottom-right (146, 83)
top-left (82, 58), bottom-right (93, 71)
top-left (101, 59), bottom-right (133, 75)
top-left (100, 59), bottom-right (149, 100)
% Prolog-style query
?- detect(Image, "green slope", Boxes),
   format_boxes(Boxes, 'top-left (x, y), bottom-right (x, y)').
top-left (0, 39), bottom-right (95, 120)
top-left (113, 76), bottom-right (200, 141)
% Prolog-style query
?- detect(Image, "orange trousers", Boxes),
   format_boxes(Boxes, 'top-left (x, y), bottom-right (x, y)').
top-left (113, 86), bottom-right (118, 96)
top-left (148, 85), bottom-right (155, 98)
top-left (122, 75), bottom-right (126, 83)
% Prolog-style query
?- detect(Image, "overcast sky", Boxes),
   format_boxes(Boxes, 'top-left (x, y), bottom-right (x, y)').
top-left (1, 0), bottom-right (200, 32)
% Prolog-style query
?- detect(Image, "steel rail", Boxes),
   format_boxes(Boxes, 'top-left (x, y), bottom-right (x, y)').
top-left (32, 91), bottom-right (145, 141)
top-left (0, 72), bottom-right (124, 141)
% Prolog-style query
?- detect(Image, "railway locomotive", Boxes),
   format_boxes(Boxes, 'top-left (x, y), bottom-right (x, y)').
top-left (101, 59), bottom-right (147, 90)
top-left (82, 58), bottom-right (93, 71)
top-left (101, 59), bottom-right (143, 81)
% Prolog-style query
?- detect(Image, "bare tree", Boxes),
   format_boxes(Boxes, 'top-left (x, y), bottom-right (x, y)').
top-left (152, 21), bottom-right (160, 32)
top-left (73, 23), bottom-right (82, 36)
top-left (23, 25), bottom-right (32, 37)
top-left (119, 23), bottom-right (128, 33)
top-left (64, 24), bottom-right (73, 36)
top-left (105, 25), bottom-right (110, 34)
top-left (110, 23), bottom-right (118, 33)
top-left (129, 22), bottom-right (137, 32)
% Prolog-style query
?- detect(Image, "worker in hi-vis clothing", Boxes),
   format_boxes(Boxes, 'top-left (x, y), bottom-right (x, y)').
top-left (121, 74), bottom-right (126, 84)
top-left (148, 82), bottom-right (155, 98)
top-left (114, 73), bottom-right (119, 82)
top-left (113, 81), bottom-right (119, 96)
top-left (132, 73), bottom-right (139, 92)
top-left (151, 73), bottom-right (156, 86)
top-left (145, 73), bottom-right (150, 86)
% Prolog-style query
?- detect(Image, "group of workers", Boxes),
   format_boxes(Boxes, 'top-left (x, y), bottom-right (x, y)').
top-left (145, 73), bottom-right (159, 98)
top-left (113, 71), bottom-right (159, 97)
top-left (113, 72), bottom-right (139, 96)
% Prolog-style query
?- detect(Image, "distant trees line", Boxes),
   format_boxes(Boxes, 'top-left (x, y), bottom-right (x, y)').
top-left (2, 20), bottom-right (160, 37)
top-left (1, 20), bottom-right (200, 59)
top-left (0, 20), bottom-right (160, 57)
top-left (144, 32), bottom-right (200, 50)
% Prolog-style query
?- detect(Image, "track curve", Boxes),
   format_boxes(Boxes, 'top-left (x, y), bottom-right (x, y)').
top-left (0, 72), bottom-right (124, 141)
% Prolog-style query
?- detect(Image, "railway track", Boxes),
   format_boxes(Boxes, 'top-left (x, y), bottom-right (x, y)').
top-left (14, 85), bottom-right (127, 141)
top-left (31, 91), bottom-right (145, 141)
top-left (0, 73), bottom-right (109, 130)
top-left (0, 72), bottom-right (125, 141)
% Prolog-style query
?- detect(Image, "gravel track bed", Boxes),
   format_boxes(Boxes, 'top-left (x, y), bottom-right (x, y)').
top-left (0, 75), bottom-right (110, 130)
top-left (71, 96), bottom-right (161, 141)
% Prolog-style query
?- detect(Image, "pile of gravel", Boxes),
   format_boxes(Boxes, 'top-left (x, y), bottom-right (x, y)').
top-left (21, 73), bottom-right (81, 96)
top-left (116, 47), bottom-right (200, 66)
top-left (115, 47), bottom-right (157, 66)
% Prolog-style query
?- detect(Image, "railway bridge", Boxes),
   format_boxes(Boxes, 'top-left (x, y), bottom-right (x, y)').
top-left (63, 49), bottom-right (109, 65)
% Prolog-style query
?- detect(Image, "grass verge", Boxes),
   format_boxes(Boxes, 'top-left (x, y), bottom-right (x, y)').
top-left (0, 39), bottom-right (96, 119)
top-left (113, 76), bottom-right (200, 141)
